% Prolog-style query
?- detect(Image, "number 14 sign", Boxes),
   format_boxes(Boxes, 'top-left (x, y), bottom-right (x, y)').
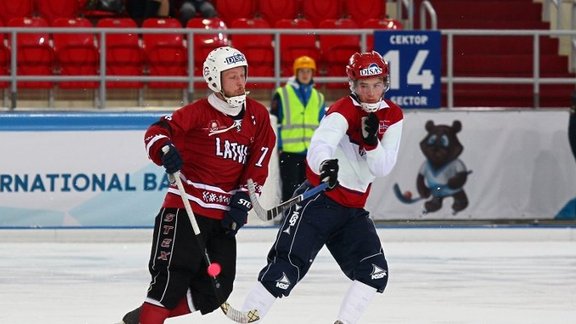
top-left (374, 30), bottom-right (441, 109)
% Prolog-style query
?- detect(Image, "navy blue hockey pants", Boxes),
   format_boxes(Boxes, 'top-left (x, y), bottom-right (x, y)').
top-left (258, 189), bottom-right (389, 298)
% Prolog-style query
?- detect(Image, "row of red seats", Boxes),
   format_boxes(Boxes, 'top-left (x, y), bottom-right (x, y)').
top-left (216, 0), bottom-right (388, 29)
top-left (0, 16), bottom-right (401, 90)
top-left (232, 16), bottom-right (402, 82)
top-left (0, 0), bottom-right (118, 25)
top-left (0, 0), bottom-right (388, 29)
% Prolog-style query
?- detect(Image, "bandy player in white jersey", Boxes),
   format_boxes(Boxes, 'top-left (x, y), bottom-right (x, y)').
top-left (240, 51), bottom-right (404, 324)
top-left (119, 46), bottom-right (276, 324)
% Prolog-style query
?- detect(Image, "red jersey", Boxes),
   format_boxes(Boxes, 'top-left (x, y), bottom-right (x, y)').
top-left (306, 96), bottom-right (404, 208)
top-left (145, 97), bottom-right (276, 219)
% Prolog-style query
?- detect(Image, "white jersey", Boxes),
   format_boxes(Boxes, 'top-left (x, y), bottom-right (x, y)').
top-left (305, 96), bottom-right (403, 208)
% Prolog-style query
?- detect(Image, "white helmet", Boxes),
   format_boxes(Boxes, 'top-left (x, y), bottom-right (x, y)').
top-left (203, 46), bottom-right (249, 107)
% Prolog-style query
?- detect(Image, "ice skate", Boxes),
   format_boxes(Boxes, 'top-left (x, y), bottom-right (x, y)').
top-left (118, 306), bottom-right (140, 324)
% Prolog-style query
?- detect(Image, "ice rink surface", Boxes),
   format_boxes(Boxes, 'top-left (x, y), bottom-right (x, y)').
top-left (1, 227), bottom-right (575, 324)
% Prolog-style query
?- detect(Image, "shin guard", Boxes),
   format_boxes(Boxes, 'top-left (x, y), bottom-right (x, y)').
top-left (336, 280), bottom-right (377, 324)
top-left (241, 282), bottom-right (277, 322)
top-left (168, 295), bottom-right (193, 318)
top-left (139, 302), bottom-right (170, 324)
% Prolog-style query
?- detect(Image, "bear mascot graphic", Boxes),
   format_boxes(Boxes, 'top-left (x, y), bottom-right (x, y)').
top-left (394, 120), bottom-right (471, 214)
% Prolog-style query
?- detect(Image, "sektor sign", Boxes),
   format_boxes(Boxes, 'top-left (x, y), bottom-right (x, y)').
top-left (374, 30), bottom-right (441, 109)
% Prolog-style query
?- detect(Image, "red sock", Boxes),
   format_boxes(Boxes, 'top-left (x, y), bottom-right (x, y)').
top-left (169, 297), bottom-right (192, 318)
top-left (139, 302), bottom-right (170, 324)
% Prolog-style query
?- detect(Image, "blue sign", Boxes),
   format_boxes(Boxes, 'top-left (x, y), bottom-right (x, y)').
top-left (374, 30), bottom-right (441, 109)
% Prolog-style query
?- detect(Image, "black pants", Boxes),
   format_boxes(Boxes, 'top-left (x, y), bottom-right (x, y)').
top-left (146, 208), bottom-right (236, 314)
top-left (279, 151), bottom-right (307, 202)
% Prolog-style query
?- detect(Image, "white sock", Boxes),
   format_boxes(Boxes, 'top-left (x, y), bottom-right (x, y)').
top-left (336, 280), bottom-right (377, 324)
top-left (242, 282), bottom-right (277, 322)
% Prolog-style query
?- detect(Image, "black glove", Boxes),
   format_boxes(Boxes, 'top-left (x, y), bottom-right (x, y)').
top-left (361, 113), bottom-right (379, 146)
top-left (222, 191), bottom-right (251, 236)
top-left (160, 143), bottom-right (182, 174)
top-left (320, 159), bottom-right (339, 190)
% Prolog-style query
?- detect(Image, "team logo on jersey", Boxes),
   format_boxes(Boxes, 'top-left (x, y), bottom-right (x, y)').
top-left (215, 137), bottom-right (248, 164)
top-left (359, 63), bottom-right (383, 77)
top-left (208, 120), bottom-right (242, 136)
top-left (379, 120), bottom-right (389, 133)
top-left (233, 119), bottom-right (242, 132)
top-left (208, 120), bottom-right (220, 132)
top-left (225, 53), bottom-right (246, 65)
top-left (205, 120), bottom-right (248, 163)
top-left (275, 272), bottom-right (291, 290)
top-left (370, 264), bottom-right (387, 280)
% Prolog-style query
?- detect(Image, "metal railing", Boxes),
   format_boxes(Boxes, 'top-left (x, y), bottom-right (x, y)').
top-left (443, 29), bottom-right (576, 108)
top-left (419, 0), bottom-right (438, 30)
top-left (0, 27), bottom-right (371, 109)
top-left (396, 0), bottom-right (415, 30)
top-left (0, 26), bottom-right (575, 110)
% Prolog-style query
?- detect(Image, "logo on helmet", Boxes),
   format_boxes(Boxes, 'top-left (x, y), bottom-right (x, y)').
top-left (359, 63), bottom-right (383, 77)
top-left (225, 53), bottom-right (246, 65)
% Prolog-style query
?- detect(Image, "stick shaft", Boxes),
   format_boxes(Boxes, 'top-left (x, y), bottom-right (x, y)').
top-left (172, 173), bottom-right (201, 234)
top-left (247, 179), bottom-right (328, 221)
top-left (170, 172), bottom-right (260, 322)
top-left (162, 144), bottom-right (260, 322)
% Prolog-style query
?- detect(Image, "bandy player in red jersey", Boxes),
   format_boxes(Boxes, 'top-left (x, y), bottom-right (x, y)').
top-left (240, 51), bottom-right (403, 324)
top-left (120, 46), bottom-right (276, 324)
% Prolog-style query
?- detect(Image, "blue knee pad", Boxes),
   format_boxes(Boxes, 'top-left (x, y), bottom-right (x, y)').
top-left (258, 265), bottom-right (299, 298)
top-left (355, 254), bottom-right (389, 293)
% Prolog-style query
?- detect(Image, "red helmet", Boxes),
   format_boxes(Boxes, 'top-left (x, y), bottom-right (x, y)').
top-left (346, 51), bottom-right (390, 112)
top-left (346, 51), bottom-right (389, 85)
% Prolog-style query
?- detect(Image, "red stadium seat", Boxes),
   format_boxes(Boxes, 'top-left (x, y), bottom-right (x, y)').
top-left (318, 18), bottom-right (360, 87)
top-left (230, 17), bottom-right (274, 88)
top-left (258, 0), bottom-right (299, 27)
top-left (215, 0), bottom-right (255, 27)
top-left (97, 17), bottom-right (144, 88)
top-left (344, 0), bottom-right (385, 26)
top-left (275, 18), bottom-right (320, 77)
top-left (7, 17), bottom-right (54, 89)
top-left (186, 17), bottom-right (229, 82)
top-left (142, 18), bottom-right (187, 88)
top-left (52, 17), bottom-right (99, 89)
top-left (362, 18), bottom-right (403, 51)
top-left (0, 1), bottom-right (33, 25)
top-left (302, 0), bottom-right (343, 27)
top-left (35, 0), bottom-right (80, 25)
